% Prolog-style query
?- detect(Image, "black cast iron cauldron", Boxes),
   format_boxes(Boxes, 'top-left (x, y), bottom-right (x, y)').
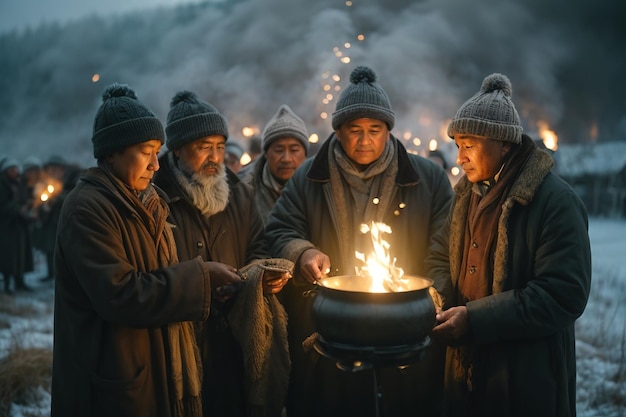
top-left (311, 275), bottom-right (436, 348)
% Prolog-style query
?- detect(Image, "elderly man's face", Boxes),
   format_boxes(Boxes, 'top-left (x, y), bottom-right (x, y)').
top-left (335, 118), bottom-right (390, 170)
top-left (454, 134), bottom-right (511, 183)
top-left (175, 135), bottom-right (226, 178)
top-left (266, 137), bottom-right (307, 182)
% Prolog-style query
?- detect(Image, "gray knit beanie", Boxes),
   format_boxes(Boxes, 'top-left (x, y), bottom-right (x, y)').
top-left (22, 156), bottom-right (42, 171)
top-left (166, 91), bottom-right (229, 150)
top-left (262, 104), bottom-right (310, 155)
top-left (332, 66), bottom-right (395, 130)
top-left (92, 83), bottom-right (165, 159)
top-left (447, 73), bottom-right (522, 144)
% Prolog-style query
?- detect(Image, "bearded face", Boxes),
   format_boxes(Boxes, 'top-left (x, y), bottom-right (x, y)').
top-left (172, 136), bottom-right (230, 216)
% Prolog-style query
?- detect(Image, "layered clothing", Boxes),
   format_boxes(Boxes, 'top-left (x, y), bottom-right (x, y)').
top-left (265, 134), bottom-right (454, 417)
top-left (427, 135), bottom-right (591, 417)
top-left (154, 153), bottom-right (289, 417)
top-left (51, 166), bottom-right (211, 417)
top-left (239, 155), bottom-right (285, 227)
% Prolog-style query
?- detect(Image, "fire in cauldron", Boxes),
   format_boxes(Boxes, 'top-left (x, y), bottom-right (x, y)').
top-left (311, 222), bottom-right (436, 350)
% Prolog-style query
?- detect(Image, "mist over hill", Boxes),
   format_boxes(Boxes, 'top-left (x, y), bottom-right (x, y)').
top-left (1, 0), bottom-right (624, 166)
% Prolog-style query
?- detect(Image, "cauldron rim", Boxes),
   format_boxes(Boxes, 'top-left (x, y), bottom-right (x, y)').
top-left (317, 274), bottom-right (433, 294)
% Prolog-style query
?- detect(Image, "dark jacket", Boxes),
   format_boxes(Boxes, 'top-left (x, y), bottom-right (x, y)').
top-left (153, 153), bottom-right (268, 417)
top-left (0, 173), bottom-right (34, 278)
top-left (51, 167), bottom-right (211, 417)
top-left (265, 135), bottom-right (454, 417)
top-left (427, 136), bottom-right (591, 417)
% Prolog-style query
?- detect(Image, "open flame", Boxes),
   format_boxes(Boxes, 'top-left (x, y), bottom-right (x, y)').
top-left (354, 222), bottom-right (409, 293)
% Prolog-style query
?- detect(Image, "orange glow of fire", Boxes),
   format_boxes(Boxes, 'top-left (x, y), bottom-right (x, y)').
top-left (537, 121), bottom-right (558, 151)
top-left (354, 222), bottom-right (409, 292)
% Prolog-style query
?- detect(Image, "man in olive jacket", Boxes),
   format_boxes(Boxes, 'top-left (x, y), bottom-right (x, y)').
top-left (429, 73), bottom-right (591, 417)
top-left (265, 66), bottom-right (454, 417)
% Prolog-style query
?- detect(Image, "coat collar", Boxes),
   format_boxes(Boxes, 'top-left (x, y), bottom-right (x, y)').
top-left (305, 133), bottom-right (420, 186)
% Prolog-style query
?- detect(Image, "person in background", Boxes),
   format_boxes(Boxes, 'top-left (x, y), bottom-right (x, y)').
top-left (51, 83), bottom-right (242, 417)
top-left (21, 156), bottom-right (43, 198)
top-left (0, 158), bottom-right (35, 293)
top-left (428, 73), bottom-right (591, 417)
top-left (224, 141), bottom-right (245, 174)
top-left (239, 104), bottom-right (309, 226)
top-left (247, 136), bottom-right (262, 164)
top-left (153, 90), bottom-right (292, 417)
top-left (34, 155), bottom-right (69, 282)
top-left (264, 65), bottom-right (454, 417)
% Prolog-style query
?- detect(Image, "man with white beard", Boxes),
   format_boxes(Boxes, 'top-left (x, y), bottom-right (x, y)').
top-left (153, 90), bottom-right (292, 417)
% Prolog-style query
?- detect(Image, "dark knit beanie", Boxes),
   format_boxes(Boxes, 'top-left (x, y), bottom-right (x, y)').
top-left (262, 104), bottom-right (310, 155)
top-left (447, 73), bottom-right (522, 144)
top-left (332, 66), bottom-right (395, 130)
top-left (165, 91), bottom-right (229, 150)
top-left (92, 83), bottom-right (165, 159)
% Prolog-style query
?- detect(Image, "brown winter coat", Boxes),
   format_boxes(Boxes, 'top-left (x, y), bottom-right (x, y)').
top-left (51, 167), bottom-right (212, 417)
top-left (427, 135), bottom-right (592, 417)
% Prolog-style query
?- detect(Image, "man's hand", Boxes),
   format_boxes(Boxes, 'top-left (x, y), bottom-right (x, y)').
top-left (205, 261), bottom-right (243, 301)
top-left (298, 248), bottom-right (331, 285)
top-left (262, 270), bottom-right (292, 295)
top-left (432, 306), bottom-right (470, 343)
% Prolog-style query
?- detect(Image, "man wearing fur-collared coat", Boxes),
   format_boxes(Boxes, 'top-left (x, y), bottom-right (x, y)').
top-left (429, 73), bottom-right (591, 417)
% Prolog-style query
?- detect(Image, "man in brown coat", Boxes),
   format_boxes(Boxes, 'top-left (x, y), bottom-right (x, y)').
top-left (51, 84), bottom-right (242, 417)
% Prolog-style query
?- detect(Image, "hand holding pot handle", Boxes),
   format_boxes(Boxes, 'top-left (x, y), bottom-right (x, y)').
top-left (299, 248), bottom-right (331, 285)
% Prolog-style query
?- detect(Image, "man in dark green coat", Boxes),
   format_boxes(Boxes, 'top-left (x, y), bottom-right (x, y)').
top-left (265, 66), bottom-right (454, 417)
top-left (429, 73), bottom-right (591, 417)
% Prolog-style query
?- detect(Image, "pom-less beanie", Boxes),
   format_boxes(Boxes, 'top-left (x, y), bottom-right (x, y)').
top-left (262, 104), bottom-right (310, 155)
top-left (447, 73), bottom-right (522, 144)
top-left (332, 66), bottom-right (395, 130)
top-left (92, 83), bottom-right (165, 159)
top-left (165, 91), bottom-right (229, 150)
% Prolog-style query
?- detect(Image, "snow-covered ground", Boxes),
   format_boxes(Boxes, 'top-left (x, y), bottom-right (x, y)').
top-left (1, 217), bottom-right (625, 416)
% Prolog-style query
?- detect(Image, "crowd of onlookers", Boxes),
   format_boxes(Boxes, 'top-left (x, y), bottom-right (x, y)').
top-left (0, 154), bottom-right (83, 294)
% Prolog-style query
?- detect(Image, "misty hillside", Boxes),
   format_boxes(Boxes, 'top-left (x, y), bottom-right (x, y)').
top-left (1, 0), bottom-right (625, 166)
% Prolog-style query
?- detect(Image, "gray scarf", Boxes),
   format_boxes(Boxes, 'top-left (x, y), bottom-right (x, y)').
top-left (328, 137), bottom-right (398, 273)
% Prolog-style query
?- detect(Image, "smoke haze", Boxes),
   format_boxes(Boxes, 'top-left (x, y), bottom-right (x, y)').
top-left (0, 0), bottom-right (624, 165)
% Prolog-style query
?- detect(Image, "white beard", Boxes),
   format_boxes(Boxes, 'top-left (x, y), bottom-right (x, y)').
top-left (171, 152), bottom-right (230, 217)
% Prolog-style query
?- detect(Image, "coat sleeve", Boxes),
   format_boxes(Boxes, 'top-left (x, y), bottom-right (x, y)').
top-left (423, 161), bottom-right (455, 308)
top-left (467, 184), bottom-right (591, 344)
top-left (265, 164), bottom-right (317, 263)
top-left (56, 197), bottom-right (212, 327)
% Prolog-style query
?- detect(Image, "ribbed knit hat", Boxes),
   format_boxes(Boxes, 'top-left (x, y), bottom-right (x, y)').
top-left (225, 141), bottom-right (244, 159)
top-left (22, 156), bottom-right (42, 171)
top-left (447, 73), bottom-right (522, 144)
top-left (262, 104), bottom-right (309, 155)
top-left (332, 66), bottom-right (395, 130)
top-left (166, 91), bottom-right (229, 150)
top-left (0, 157), bottom-right (19, 172)
top-left (92, 83), bottom-right (165, 159)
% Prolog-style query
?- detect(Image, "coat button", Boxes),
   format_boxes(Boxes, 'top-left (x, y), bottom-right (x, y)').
top-left (197, 242), bottom-right (204, 248)
top-left (469, 266), bottom-right (476, 274)
top-left (472, 241), bottom-right (478, 248)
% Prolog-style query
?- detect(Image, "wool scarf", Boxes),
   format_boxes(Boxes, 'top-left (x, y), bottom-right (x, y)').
top-left (99, 162), bottom-right (203, 417)
top-left (328, 136), bottom-right (398, 273)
